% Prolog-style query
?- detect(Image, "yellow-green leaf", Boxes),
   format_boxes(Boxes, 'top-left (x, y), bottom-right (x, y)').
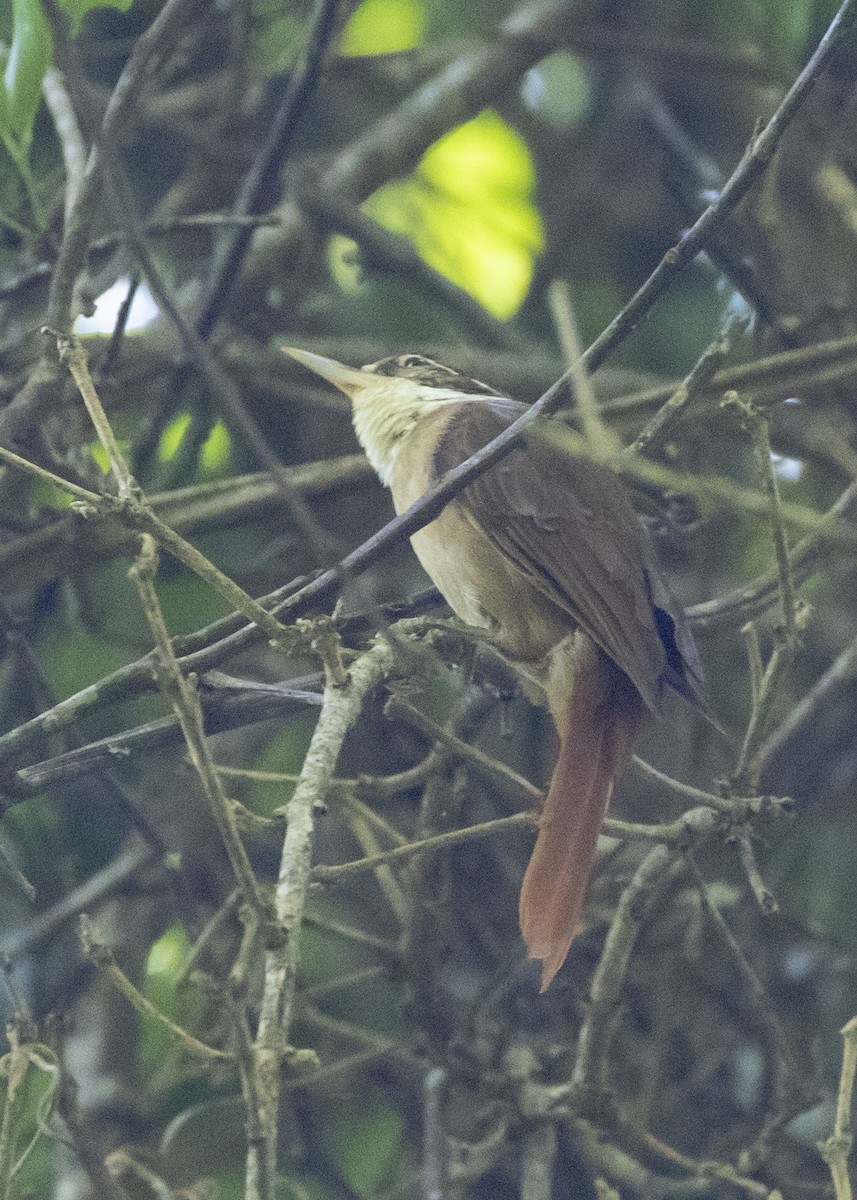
top-left (365, 110), bottom-right (543, 318)
top-left (341, 0), bottom-right (424, 56)
top-left (200, 419), bottom-right (231, 473)
top-left (158, 411), bottom-right (191, 462)
top-left (4, 0), bottom-right (52, 143)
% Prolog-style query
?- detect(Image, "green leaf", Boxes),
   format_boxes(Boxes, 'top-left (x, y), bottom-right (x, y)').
top-left (4, 0), bottom-right (52, 143)
top-left (159, 411), bottom-right (192, 462)
top-left (365, 110), bottom-right (543, 318)
top-left (158, 414), bottom-right (230, 473)
top-left (141, 925), bottom-right (208, 1075)
top-left (0, 43), bottom-right (10, 140)
top-left (200, 418), bottom-right (231, 473)
top-left (324, 1094), bottom-right (404, 1198)
top-left (248, 0), bottom-right (302, 79)
top-left (91, 436), bottom-right (130, 474)
top-left (36, 621), bottom-right (131, 698)
top-left (55, 0), bottom-right (133, 35)
top-left (341, 0), bottom-right (424, 56)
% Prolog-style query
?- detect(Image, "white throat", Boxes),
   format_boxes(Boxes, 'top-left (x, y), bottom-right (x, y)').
top-left (350, 378), bottom-right (465, 486)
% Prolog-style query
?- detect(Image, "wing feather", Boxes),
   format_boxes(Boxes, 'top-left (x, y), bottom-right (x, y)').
top-left (433, 402), bottom-right (670, 710)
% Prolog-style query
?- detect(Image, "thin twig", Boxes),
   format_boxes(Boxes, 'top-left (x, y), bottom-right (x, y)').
top-left (8, 685), bottom-right (321, 797)
top-left (196, 0), bottom-right (341, 339)
top-left (128, 534), bottom-right (274, 932)
top-left (0, 454), bottom-right (373, 595)
top-left (688, 858), bottom-right (805, 1121)
top-left (313, 806), bottom-right (725, 885)
top-left (302, 911), bottom-right (398, 956)
top-left (45, 0), bottom-right (207, 332)
top-left (732, 638), bottom-right (788, 795)
top-left (0, 443), bottom-right (101, 503)
top-left (630, 331), bottom-right (729, 455)
top-left (53, 330), bottom-right (136, 498)
top-left (0, 843), bottom-right (153, 966)
top-left (313, 813), bottom-right (536, 883)
top-left (626, 1125), bottom-right (774, 1198)
top-left (339, 793), bottom-right (408, 923)
top-left (222, 989), bottom-right (266, 1199)
top-left (688, 481), bottom-right (857, 627)
top-left (603, 330), bottom-right (857, 419)
top-left (96, 152), bottom-right (340, 565)
top-left (385, 695), bottom-right (543, 802)
top-left (50, 332), bottom-right (302, 650)
top-left (61, 0), bottom-right (343, 572)
top-left (547, 278), bottom-right (617, 459)
top-left (760, 631), bottom-right (857, 768)
top-left (296, 186), bottom-right (521, 351)
top-left (572, 846), bottom-right (683, 1102)
top-left (42, 67), bottom-right (87, 226)
top-left (736, 824), bottom-right (778, 915)
top-left (271, 0), bottom-right (856, 620)
top-left (79, 915), bottom-right (232, 1062)
top-left (632, 757), bottom-right (793, 818)
top-left (821, 1016), bottom-right (857, 1200)
top-left (723, 391), bottom-right (798, 645)
top-left (100, 274), bottom-right (141, 376)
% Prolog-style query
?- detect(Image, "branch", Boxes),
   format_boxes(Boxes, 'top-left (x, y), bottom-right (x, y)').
top-left (822, 1016), bottom-right (857, 1200)
top-left (10, 677), bottom-right (321, 796)
top-left (572, 846), bottom-right (683, 1102)
top-left (0, 455), bottom-right (372, 593)
top-left (49, 331), bottom-right (304, 652)
top-left (79, 914), bottom-right (231, 1062)
top-left (44, 0), bottom-right (208, 333)
top-left (313, 813), bottom-right (536, 883)
top-left (760, 630), bottom-right (857, 769)
top-left (688, 481), bottom-right (857, 628)
top-left (195, 0), bottom-right (342, 340)
top-left (128, 534), bottom-right (275, 932)
top-left (272, 0), bottom-right (857, 621)
top-left (688, 858), bottom-right (807, 1127)
top-left (252, 639), bottom-right (393, 1200)
top-left (723, 391), bottom-right (798, 646)
top-left (630, 330), bottom-right (729, 455)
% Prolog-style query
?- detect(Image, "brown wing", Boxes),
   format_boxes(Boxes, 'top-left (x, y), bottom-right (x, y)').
top-left (433, 400), bottom-right (670, 712)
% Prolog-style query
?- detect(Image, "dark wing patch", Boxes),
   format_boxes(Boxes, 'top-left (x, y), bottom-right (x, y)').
top-left (432, 402), bottom-right (677, 711)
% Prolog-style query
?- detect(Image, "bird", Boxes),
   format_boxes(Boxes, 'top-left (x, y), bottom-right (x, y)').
top-left (287, 347), bottom-right (707, 990)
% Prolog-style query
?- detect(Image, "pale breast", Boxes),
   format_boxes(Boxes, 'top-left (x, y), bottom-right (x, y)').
top-left (388, 411), bottom-right (572, 662)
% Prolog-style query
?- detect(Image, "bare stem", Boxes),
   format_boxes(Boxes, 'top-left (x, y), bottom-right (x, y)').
top-left (252, 640), bottom-right (393, 1200)
top-left (547, 279), bottom-right (617, 460)
top-left (822, 1016), bottom-right (857, 1200)
top-left (79, 914), bottom-right (231, 1061)
top-left (572, 846), bottom-right (680, 1102)
top-left (724, 391), bottom-right (798, 645)
top-left (128, 534), bottom-right (274, 932)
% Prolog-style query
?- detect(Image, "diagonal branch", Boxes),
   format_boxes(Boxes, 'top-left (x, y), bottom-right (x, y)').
top-left (272, 0), bottom-right (857, 620)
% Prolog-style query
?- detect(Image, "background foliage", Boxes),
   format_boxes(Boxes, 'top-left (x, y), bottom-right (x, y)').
top-left (0, 0), bottom-right (856, 1198)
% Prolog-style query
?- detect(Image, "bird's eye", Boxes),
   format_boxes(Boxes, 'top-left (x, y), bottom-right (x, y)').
top-left (399, 355), bottom-right (425, 369)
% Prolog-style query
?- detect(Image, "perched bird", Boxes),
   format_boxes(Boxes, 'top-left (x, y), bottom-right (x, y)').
top-left (287, 348), bottom-right (706, 990)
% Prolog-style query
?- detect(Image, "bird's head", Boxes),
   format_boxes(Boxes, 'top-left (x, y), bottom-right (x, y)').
top-left (286, 348), bottom-right (499, 483)
top-left (286, 348), bottom-right (499, 397)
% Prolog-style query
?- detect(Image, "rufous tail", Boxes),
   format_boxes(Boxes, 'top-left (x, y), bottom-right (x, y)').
top-left (518, 656), bottom-right (644, 991)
